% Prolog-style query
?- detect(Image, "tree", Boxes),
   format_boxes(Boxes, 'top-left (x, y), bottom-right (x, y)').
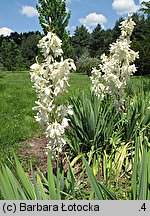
top-left (132, 37), bottom-right (150, 75)
top-left (140, 1), bottom-right (150, 15)
top-left (89, 24), bottom-right (106, 57)
top-left (36, 0), bottom-right (71, 56)
top-left (0, 39), bottom-right (19, 71)
top-left (8, 32), bottom-right (22, 46)
top-left (112, 17), bottom-right (124, 41)
top-left (71, 25), bottom-right (91, 58)
top-left (20, 32), bottom-right (39, 67)
top-left (131, 13), bottom-right (147, 40)
top-left (131, 13), bottom-right (150, 75)
top-left (103, 29), bottom-right (113, 54)
top-left (0, 31), bottom-right (42, 71)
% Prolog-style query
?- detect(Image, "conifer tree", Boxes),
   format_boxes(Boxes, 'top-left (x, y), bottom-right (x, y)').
top-left (140, 1), bottom-right (150, 15)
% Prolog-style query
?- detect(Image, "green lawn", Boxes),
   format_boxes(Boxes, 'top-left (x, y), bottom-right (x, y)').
top-left (0, 71), bottom-right (91, 163)
top-left (0, 72), bottom-right (38, 162)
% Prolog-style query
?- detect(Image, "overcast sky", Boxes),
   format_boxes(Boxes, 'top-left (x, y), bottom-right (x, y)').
top-left (0, 0), bottom-right (148, 36)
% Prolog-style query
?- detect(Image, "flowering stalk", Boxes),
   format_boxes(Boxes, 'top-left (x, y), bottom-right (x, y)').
top-left (30, 30), bottom-right (76, 155)
top-left (91, 16), bottom-right (139, 107)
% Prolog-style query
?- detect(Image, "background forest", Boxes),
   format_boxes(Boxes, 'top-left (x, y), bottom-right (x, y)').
top-left (0, 12), bottom-right (150, 76)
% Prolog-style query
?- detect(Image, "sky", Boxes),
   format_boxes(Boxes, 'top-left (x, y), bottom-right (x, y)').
top-left (0, 0), bottom-right (149, 36)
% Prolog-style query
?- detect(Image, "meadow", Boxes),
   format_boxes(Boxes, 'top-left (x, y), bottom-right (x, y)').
top-left (0, 71), bottom-right (149, 200)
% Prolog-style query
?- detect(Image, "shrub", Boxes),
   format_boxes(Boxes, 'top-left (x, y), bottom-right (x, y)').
top-left (76, 54), bottom-right (100, 76)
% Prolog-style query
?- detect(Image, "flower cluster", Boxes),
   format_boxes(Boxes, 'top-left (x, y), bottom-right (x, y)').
top-left (91, 16), bottom-right (139, 107)
top-left (30, 30), bottom-right (76, 155)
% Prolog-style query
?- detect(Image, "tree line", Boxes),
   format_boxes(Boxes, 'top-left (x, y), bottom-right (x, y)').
top-left (0, 31), bottom-right (41, 71)
top-left (0, 1), bottom-right (149, 75)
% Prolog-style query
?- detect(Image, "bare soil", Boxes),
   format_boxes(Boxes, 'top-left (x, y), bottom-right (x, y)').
top-left (19, 136), bottom-right (70, 175)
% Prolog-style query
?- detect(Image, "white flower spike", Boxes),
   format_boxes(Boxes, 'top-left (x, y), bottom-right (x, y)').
top-left (91, 16), bottom-right (139, 107)
top-left (30, 26), bottom-right (76, 156)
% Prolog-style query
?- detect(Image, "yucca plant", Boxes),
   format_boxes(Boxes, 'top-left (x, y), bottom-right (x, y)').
top-left (0, 133), bottom-right (149, 200)
top-left (66, 91), bottom-right (121, 156)
top-left (0, 152), bottom-right (94, 200)
top-left (83, 156), bottom-right (117, 200)
top-left (102, 142), bottom-right (132, 186)
top-left (131, 132), bottom-right (150, 200)
top-left (123, 80), bottom-right (150, 142)
top-left (0, 152), bottom-right (116, 200)
top-left (0, 153), bottom-right (76, 200)
top-left (83, 132), bottom-right (150, 200)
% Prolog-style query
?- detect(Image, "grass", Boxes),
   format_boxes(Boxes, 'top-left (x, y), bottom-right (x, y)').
top-left (0, 71), bottom-right (91, 164)
top-left (127, 75), bottom-right (150, 96)
top-left (55, 72), bottom-right (91, 105)
top-left (0, 72), bottom-right (41, 163)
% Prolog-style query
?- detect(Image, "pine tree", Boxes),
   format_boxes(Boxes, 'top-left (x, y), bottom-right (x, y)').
top-left (71, 25), bottom-right (91, 58)
top-left (89, 24), bottom-right (105, 57)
